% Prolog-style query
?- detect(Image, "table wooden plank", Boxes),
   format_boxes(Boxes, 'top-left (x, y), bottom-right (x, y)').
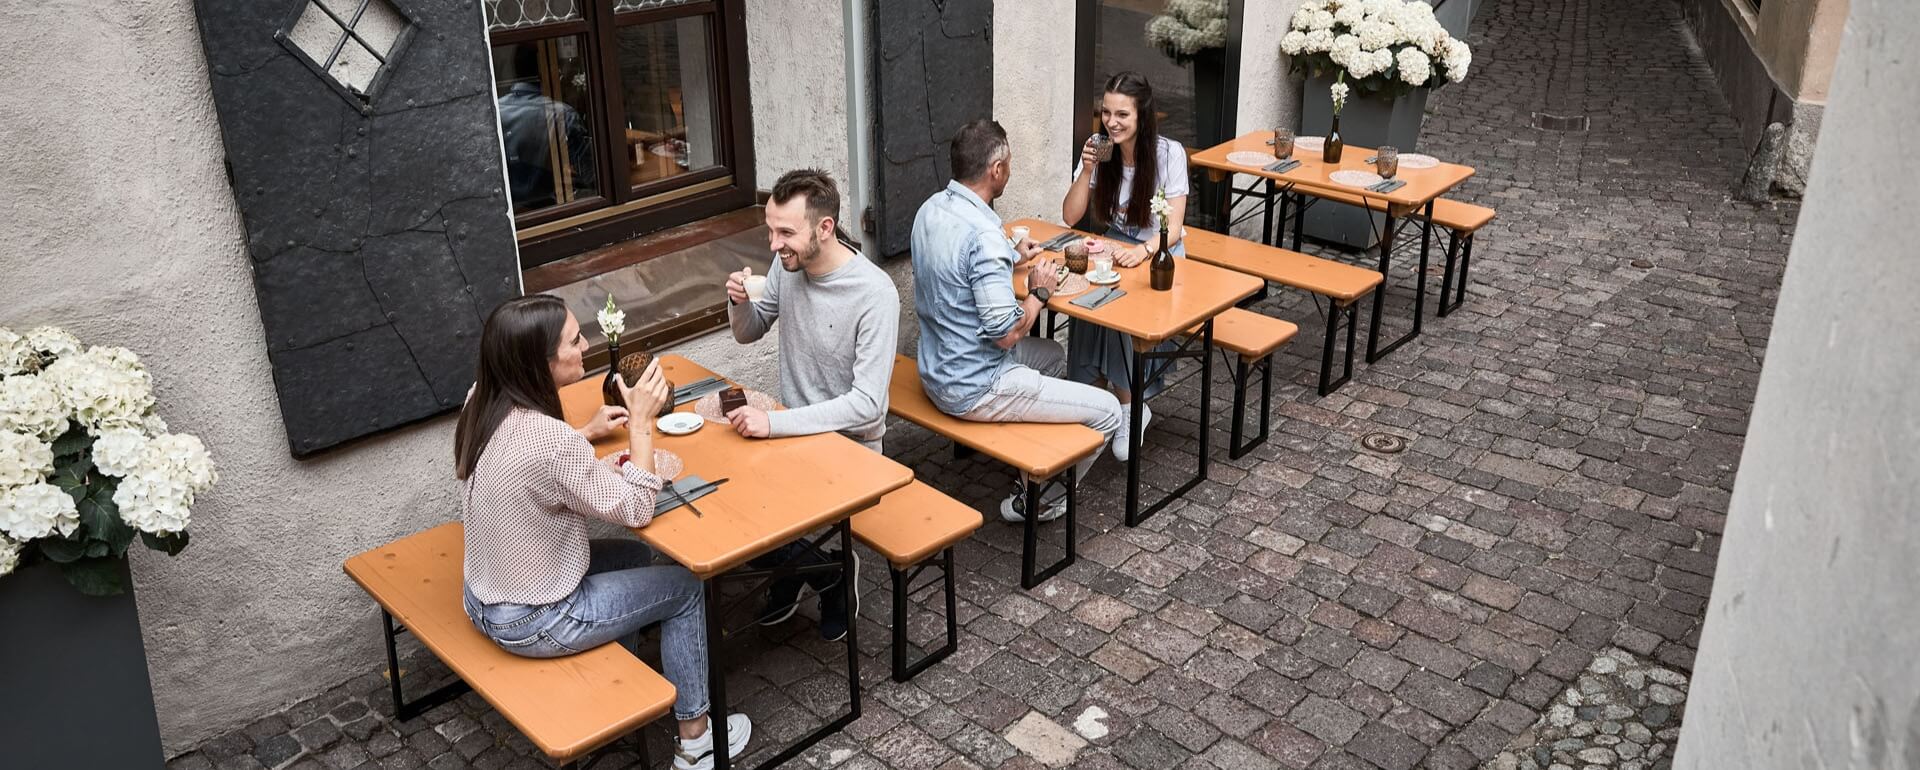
top-left (1189, 130), bottom-right (1476, 212)
top-left (560, 355), bottom-right (914, 579)
top-left (1008, 219), bottom-right (1263, 345)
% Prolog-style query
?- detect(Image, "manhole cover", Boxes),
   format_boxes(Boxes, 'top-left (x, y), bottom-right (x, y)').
top-left (1631, 259), bottom-right (1654, 269)
top-left (1361, 432), bottom-right (1408, 454)
top-left (1531, 112), bottom-right (1590, 132)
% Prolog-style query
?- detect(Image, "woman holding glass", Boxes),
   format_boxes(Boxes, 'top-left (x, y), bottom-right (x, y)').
top-left (454, 295), bottom-right (751, 770)
top-left (1059, 71), bottom-right (1189, 416)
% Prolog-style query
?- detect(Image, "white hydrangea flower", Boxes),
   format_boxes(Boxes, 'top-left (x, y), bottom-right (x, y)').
top-left (1397, 47), bottom-right (1433, 85)
top-left (111, 431), bottom-right (216, 536)
top-left (22, 327), bottom-right (81, 364)
top-left (1355, 19), bottom-right (1397, 51)
top-left (144, 433), bottom-right (218, 495)
top-left (1442, 37), bottom-right (1473, 81)
top-left (1304, 28), bottom-right (1336, 53)
top-left (1373, 48), bottom-right (1396, 75)
top-left (1333, 2), bottom-right (1364, 26)
top-left (0, 374), bottom-right (67, 442)
top-left (142, 412), bottom-right (169, 435)
top-left (43, 346), bottom-right (154, 432)
top-left (1290, 5), bottom-right (1317, 30)
top-left (91, 429), bottom-right (150, 477)
top-left (1330, 33), bottom-right (1362, 66)
top-left (0, 431), bottom-right (53, 488)
top-left (1281, 29), bottom-right (1309, 55)
top-left (1310, 9), bottom-right (1336, 30)
top-left (0, 534), bottom-right (18, 577)
top-left (0, 329), bottom-right (36, 377)
top-left (0, 481), bottom-right (79, 541)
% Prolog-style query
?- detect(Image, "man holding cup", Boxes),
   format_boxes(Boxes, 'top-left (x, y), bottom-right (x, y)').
top-left (909, 119), bottom-right (1127, 523)
top-left (725, 169), bottom-right (899, 641)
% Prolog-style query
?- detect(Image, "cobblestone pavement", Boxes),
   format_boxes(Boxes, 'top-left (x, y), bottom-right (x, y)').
top-left (166, 0), bottom-right (1801, 767)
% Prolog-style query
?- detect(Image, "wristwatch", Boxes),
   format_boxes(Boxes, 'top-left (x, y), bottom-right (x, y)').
top-left (1032, 286), bottom-right (1053, 304)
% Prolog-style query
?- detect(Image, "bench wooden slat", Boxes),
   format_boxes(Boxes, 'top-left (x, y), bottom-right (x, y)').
top-left (888, 355), bottom-right (1103, 479)
top-left (1182, 227), bottom-right (1383, 303)
top-left (851, 481), bottom-right (984, 569)
top-left (1193, 308), bottom-right (1299, 361)
top-left (344, 523), bottom-right (677, 761)
top-left (1429, 198), bottom-right (1496, 232)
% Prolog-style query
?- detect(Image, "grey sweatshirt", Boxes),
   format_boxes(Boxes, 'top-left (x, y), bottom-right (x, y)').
top-left (727, 250), bottom-right (899, 451)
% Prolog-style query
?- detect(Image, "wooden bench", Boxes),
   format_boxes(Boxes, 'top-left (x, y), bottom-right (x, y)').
top-left (1255, 185), bottom-right (1496, 317)
top-left (1182, 226), bottom-right (1381, 395)
top-left (345, 522), bottom-right (677, 767)
top-left (887, 354), bottom-right (1104, 589)
top-left (849, 481), bottom-right (983, 682)
top-left (1185, 308), bottom-right (1299, 459)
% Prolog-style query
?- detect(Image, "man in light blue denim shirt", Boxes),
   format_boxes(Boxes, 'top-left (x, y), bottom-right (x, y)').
top-left (911, 119), bottom-right (1127, 523)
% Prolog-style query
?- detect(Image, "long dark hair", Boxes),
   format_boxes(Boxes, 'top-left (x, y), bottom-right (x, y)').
top-left (454, 295), bottom-right (570, 480)
top-left (1091, 72), bottom-right (1161, 231)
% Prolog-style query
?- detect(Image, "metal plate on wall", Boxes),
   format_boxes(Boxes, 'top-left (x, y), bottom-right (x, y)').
top-left (871, 0), bottom-right (992, 259)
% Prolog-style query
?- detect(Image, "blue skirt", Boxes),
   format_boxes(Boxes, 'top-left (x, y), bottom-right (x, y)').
top-left (1065, 226), bottom-right (1184, 399)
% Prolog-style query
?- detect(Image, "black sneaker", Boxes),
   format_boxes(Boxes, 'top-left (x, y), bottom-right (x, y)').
top-left (817, 550), bottom-right (861, 642)
top-left (755, 576), bottom-right (808, 626)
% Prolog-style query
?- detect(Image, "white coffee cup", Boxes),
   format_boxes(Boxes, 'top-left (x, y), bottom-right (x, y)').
top-left (1010, 226), bottom-right (1031, 245)
top-left (744, 274), bottom-right (768, 301)
top-left (1092, 256), bottom-right (1115, 278)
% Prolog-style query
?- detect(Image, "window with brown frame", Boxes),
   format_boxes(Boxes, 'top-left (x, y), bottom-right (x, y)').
top-left (487, 0), bottom-right (755, 268)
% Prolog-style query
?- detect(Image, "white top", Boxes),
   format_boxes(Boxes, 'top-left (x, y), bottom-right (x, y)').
top-left (1074, 135), bottom-right (1190, 240)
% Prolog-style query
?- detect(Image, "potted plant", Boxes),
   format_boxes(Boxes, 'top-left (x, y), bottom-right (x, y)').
top-left (1146, 0), bottom-right (1232, 148)
top-left (1281, 0), bottom-right (1473, 246)
top-left (0, 325), bottom-right (216, 766)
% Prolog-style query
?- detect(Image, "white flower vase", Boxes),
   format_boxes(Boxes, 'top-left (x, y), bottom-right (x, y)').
top-left (0, 559), bottom-right (165, 765)
top-left (1300, 72), bottom-right (1432, 250)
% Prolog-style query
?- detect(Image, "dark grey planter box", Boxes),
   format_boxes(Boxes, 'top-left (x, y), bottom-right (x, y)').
top-left (0, 560), bottom-right (165, 767)
top-left (1298, 74), bottom-right (1431, 249)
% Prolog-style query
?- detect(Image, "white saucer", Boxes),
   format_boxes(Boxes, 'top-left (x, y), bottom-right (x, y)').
top-left (656, 412), bottom-right (705, 436)
top-left (1087, 271), bottom-right (1122, 285)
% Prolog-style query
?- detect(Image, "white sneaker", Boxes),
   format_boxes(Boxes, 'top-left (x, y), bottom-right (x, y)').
top-left (999, 483), bottom-right (1068, 523)
top-left (674, 713), bottom-right (752, 770)
top-left (1112, 402), bottom-right (1152, 462)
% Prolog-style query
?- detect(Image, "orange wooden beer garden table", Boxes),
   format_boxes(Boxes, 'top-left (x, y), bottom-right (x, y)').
top-left (560, 354), bottom-right (911, 770)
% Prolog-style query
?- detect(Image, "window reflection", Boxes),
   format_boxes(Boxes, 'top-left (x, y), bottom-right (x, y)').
top-left (615, 16), bottom-right (720, 188)
top-left (493, 37), bottom-right (600, 214)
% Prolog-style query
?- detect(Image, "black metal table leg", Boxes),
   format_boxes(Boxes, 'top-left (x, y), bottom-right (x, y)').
top-left (1123, 322), bottom-right (1213, 527)
top-left (1366, 200), bottom-right (1437, 363)
top-left (1020, 469), bottom-right (1077, 589)
top-left (704, 578), bottom-right (732, 770)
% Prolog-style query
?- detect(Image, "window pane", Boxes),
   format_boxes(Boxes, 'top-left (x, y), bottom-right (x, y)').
top-left (485, 0), bottom-right (582, 32)
top-left (614, 0), bottom-right (698, 12)
top-left (493, 37), bottom-right (602, 216)
top-left (614, 16), bottom-right (722, 189)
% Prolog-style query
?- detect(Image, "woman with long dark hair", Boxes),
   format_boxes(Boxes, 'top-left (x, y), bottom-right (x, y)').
top-left (454, 295), bottom-right (750, 770)
top-left (1060, 71), bottom-right (1190, 418)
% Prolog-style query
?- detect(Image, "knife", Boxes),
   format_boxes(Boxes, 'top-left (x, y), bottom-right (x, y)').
top-left (665, 477), bottom-right (729, 518)
top-left (671, 377), bottom-right (722, 397)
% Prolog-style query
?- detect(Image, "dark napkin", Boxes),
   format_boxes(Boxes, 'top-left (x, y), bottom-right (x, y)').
top-left (656, 474), bottom-right (721, 515)
top-left (672, 378), bottom-right (730, 406)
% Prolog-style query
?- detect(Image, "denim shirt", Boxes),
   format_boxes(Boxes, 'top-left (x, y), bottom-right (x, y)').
top-left (910, 180), bottom-right (1025, 414)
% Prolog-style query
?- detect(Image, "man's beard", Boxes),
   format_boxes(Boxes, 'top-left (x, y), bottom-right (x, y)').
top-left (780, 236), bottom-right (818, 273)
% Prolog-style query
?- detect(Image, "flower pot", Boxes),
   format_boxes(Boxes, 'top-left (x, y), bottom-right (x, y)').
top-left (1299, 73), bottom-right (1431, 250)
top-left (0, 559), bottom-right (165, 766)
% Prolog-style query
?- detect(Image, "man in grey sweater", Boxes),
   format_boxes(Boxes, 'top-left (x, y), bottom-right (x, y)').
top-left (723, 169), bottom-right (899, 641)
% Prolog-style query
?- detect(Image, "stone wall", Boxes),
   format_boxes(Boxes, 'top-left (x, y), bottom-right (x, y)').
top-left (1674, 0), bottom-right (1920, 765)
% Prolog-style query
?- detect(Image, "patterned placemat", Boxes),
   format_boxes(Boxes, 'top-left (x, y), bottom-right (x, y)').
top-left (653, 448), bottom-right (683, 480)
top-left (1398, 153), bottom-right (1440, 169)
top-left (1227, 150), bottom-right (1279, 167)
top-left (1052, 272), bottom-right (1093, 297)
top-left (1330, 169), bottom-right (1385, 188)
top-left (693, 389), bottom-right (780, 422)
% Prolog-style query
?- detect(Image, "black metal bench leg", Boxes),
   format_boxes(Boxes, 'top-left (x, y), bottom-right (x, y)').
top-left (1318, 300), bottom-right (1358, 397)
top-left (1020, 469), bottom-right (1077, 589)
top-left (382, 610), bottom-right (471, 723)
top-left (1454, 234), bottom-right (1474, 311)
top-left (1437, 230), bottom-right (1464, 317)
top-left (1228, 354), bottom-right (1274, 460)
top-left (889, 548), bottom-right (959, 682)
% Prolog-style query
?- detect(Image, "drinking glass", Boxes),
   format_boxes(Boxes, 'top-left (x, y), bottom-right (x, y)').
top-left (1272, 128), bottom-right (1295, 160)
top-left (1375, 146), bottom-right (1400, 179)
top-left (1092, 134), bottom-right (1114, 162)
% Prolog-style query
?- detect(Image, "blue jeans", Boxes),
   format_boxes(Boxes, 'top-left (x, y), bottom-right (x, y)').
top-left (463, 539), bottom-right (710, 721)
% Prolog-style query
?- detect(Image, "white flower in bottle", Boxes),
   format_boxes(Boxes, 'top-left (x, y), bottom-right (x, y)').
top-left (0, 481), bottom-right (80, 540)
top-left (1397, 47), bottom-right (1432, 86)
top-left (0, 431), bottom-right (53, 488)
top-left (44, 346), bottom-right (155, 432)
top-left (22, 327), bottom-right (81, 364)
top-left (1150, 189), bottom-right (1171, 224)
top-left (0, 374), bottom-right (67, 442)
top-left (1329, 81), bottom-right (1350, 112)
top-left (597, 294), bottom-right (626, 345)
top-left (92, 428), bottom-right (151, 477)
top-left (0, 534), bottom-right (18, 577)
top-left (0, 329), bottom-right (37, 377)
